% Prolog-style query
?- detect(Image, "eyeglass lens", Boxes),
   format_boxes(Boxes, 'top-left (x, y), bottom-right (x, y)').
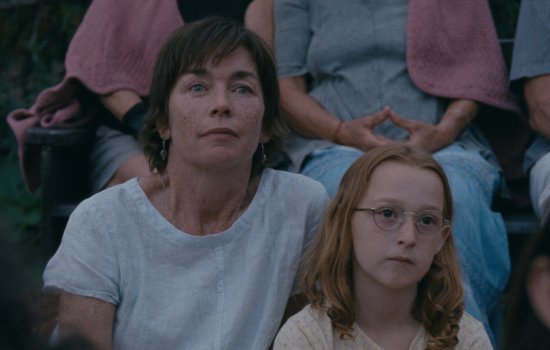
top-left (372, 206), bottom-right (445, 236)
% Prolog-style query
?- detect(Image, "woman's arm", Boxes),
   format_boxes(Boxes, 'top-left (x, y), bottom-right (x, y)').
top-left (388, 99), bottom-right (479, 153)
top-left (280, 76), bottom-right (392, 150)
top-left (279, 76), bottom-right (342, 141)
top-left (100, 90), bottom-right (142, 122)
top-left (100, 90), bottom-right (145, 137)
top-left (59, 292), bottom-right (116, 350)
top-left (245, 0), bottom-right (274, 50)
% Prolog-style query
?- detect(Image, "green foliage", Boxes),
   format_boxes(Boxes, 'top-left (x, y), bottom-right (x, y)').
top-left (0, 1), bottom-right (89, 117)
top-left (0, 151), bottom-right (40, 244)
top-left (0, 1), bottom-right (88, 243)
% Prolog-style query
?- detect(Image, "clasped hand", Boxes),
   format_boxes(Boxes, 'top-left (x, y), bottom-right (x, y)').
top-left (336, 106), bottom-right (454, 153)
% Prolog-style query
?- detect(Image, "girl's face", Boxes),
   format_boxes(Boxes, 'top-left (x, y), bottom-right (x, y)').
top-left (159, 47), bottom-right (268, 171)
top-left (351, 161), bottom-right (449, 293)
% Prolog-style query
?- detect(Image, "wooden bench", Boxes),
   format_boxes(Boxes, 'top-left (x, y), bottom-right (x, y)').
top-left (25, 125), bottom-right (93, 261)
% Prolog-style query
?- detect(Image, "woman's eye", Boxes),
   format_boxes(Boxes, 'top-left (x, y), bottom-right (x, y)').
top-left (235, 85), bottom-right (252, 94)
top-left (190, 84), bottom-right (206, 92)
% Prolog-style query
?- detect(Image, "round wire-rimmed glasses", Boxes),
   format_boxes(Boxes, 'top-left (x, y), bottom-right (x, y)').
top-left (354, 205), bottom-right (451, 238)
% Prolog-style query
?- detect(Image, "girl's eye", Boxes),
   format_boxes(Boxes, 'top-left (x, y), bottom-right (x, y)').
top-left (378, 207), bottom-right (397, 218)
top-left (419, 216), bottom-right (436, 226)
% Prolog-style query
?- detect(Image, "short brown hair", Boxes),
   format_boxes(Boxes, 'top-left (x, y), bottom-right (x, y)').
top-left (301, 145), bottom-right (464, 349)
top-left (140, 17), bottom-right (287, 175)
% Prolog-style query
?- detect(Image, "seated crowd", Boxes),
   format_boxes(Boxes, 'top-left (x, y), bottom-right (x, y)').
top-left (4, 0), bottom-right (550, 349)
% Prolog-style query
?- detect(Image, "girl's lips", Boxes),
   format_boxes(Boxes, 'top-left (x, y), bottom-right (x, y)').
top-left (388, 256), bottom-right (413, 264)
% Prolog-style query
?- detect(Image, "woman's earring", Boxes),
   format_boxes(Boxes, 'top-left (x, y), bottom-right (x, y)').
top-left (160, 139), bottom-right (168, 161)
top-left (261, 143), bottom-right (267, 164)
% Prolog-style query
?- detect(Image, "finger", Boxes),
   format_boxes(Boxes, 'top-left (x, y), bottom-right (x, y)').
top-left (369, 109), bottom-right (390, 125)
top-left (388, 112), bottom-right (417, 130)
top-left (373, 134), bottom-right (393, 146)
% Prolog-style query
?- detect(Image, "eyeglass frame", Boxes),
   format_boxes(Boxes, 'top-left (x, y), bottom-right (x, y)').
top-left (354, 205), bottom-right (451, 238)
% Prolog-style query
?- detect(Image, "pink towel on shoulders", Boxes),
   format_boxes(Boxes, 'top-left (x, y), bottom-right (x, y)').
top-left (6, 0), bottom-right (183, 192)
top-left (407, 0), bottom-right (518, 112)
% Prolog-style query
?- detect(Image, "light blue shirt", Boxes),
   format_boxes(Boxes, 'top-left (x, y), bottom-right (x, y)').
top-left (275, 0), bottom-right (494, 171)
top-left (510, 0), bottom-right (550, 169)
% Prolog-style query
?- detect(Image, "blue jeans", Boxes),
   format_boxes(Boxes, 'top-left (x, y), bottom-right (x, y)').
top-left (301, 144), bottom-right (510, 345)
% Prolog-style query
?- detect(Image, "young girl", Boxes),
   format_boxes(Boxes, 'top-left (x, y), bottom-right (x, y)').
top-left (274, 144), bottom-right (492, 349)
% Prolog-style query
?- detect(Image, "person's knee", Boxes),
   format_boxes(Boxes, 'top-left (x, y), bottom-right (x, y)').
top-left (530, 154), bottom-right (550, 220)
top-left (301, 147), bottom-right (362, 197)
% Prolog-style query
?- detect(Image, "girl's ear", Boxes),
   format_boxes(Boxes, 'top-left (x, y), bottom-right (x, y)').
top-left (527, 256), bottom-right (550, 329)
top-left (435, 226), bottom-right (450, 254)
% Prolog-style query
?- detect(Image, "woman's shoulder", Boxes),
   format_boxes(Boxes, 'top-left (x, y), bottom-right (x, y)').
top-left (266, 169), bottom-right (328, 197)
top-left (71, 178), bottom-right (142, 217)
top-left (263, 169), bottom-right (329, 214)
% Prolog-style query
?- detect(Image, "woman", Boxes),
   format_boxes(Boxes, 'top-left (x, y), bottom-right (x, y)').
top-left (274, 0), bottom-right (517, 343)
top-left (42, 18), bottom-right (328, 350)
top-left (7, 0), bottom-right (274, 193)
top-left (501, 219), bottom-right (550, 350)
top-left (274, 145), bottom-right (493, 349)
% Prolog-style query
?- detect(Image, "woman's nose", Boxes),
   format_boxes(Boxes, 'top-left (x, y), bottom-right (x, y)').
top-left (210, 88), bottom-right (231, 117)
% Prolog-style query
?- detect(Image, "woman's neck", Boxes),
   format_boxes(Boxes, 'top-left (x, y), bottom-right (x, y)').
top-left (158, 162), bottom-right (261, 235)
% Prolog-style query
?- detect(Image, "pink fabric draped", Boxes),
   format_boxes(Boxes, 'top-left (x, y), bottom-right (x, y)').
top-left (407, 0), bottom-right (518, 112)
top-left (6, 0), bottom-right (183, 191)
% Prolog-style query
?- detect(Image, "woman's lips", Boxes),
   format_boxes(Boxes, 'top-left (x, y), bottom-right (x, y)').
top-left (202, 127), bottom-right (238, 137)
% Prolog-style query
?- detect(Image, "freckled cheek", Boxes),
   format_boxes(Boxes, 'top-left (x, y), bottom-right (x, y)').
top-left (169, 101), bottom-right (198, 124)
top-left (239, 104), bottom-right (265, 130)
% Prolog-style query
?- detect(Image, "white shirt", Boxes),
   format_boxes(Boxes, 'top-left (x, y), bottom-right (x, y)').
top-left (44, 169), bottom-right (329, 350)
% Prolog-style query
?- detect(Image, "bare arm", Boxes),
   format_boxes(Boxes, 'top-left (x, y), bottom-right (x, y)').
top-left (436, 99), bottom-right (479, 142)
top-left (388, 98), bottom-right (479, 153)
top-left (245, 0), bottom-right (274, 50)
top-left (525, 74), bottom-right (550, 139)
top-left (279, 76), bottom-right (392, 150)
top-left (100, 90), bottom-right (143, 122)
top-left (279, 76), bottom-right (341, 140)
top-left (59, 292), bottom-right (116, 350)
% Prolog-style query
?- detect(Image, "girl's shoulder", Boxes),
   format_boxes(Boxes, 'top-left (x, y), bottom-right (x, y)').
top-left (274, 305), bottom-right (333, 350)
top-left (456, 312), bottom-right (494, 350)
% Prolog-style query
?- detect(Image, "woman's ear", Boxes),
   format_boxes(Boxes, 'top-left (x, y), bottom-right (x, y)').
top-left (260, 130), bottom-right (271, 145)
top-left (157, 119), bottom-right (171, 140)
top-left (527, 256), bottom-right (550, 329)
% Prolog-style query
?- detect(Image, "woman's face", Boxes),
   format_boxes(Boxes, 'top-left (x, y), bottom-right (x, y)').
top-left (160, 46), bottom-right (268, 171)
top-left (351, 161), bottom-right (449, 293)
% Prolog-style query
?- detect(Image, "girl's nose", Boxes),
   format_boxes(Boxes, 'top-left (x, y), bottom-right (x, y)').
top-left (396, 215), bottom-right (417, 246)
